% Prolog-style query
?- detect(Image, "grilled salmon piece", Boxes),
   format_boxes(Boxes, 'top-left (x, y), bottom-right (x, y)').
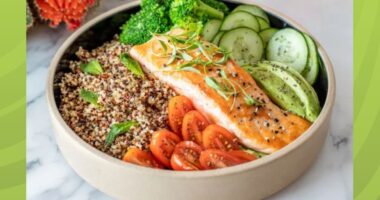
top-left (129, 29), bottom-right (311, 153)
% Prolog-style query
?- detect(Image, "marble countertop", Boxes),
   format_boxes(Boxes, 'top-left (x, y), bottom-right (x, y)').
top-left (27, 0), bottom-right (352, 199)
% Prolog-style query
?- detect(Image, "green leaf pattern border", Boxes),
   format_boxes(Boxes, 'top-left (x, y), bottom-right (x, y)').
top-left (354, 0), bottom-right (380, 199)
top-left (0, 0), bottom-right (26, 199)
top-left (0, 0), bottom-right (379, 199)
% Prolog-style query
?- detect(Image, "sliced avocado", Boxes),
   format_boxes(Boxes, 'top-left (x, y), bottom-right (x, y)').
top-left (259, 61), bottom-right (321, 120)
top-left (249, 68), bottom-right (306, 118)
top-left (249, 61), bottom-right (321, 122)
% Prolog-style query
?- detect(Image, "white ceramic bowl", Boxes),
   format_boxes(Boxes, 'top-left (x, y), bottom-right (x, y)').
top-left (46, 1), bottom-right (336, 199)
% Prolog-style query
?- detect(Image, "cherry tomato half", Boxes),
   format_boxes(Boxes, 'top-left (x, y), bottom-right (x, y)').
top-left (122, 148), bottom-right (163, 169)
top-left (202, 124), bottom-right (240, 151)
top-left (150, 129), bottom-right (181, 168)
top-left (181, 110), bottom-right (210, 146)
top-left (168, 96), bottom-right (195, 136)
top-left (199, 149), bottom-right (243, 170)
top-left (229, 150), bottom-right (257, 162)
top-left (171, 141), bottom-right (203, 171)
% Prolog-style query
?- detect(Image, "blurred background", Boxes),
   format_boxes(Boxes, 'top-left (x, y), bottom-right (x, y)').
top-left (27, 0), bottom-right (352, 199)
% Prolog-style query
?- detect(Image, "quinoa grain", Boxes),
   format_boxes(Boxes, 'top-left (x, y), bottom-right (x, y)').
top-left (58, 39), bottom-right (176, 159)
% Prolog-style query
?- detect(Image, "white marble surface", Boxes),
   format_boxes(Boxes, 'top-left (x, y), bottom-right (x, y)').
top-left (27, 0), bottom-right (353, 199)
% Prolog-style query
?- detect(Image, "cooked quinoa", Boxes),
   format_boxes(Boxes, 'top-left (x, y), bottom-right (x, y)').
top-left (58, 37), bottom-right (176, 159)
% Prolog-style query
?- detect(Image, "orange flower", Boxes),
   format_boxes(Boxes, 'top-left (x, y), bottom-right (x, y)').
top-left (35, 0), bottom-right (95, 30)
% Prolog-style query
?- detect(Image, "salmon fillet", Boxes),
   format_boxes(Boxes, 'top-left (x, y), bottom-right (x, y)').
top-left (129, 29), bottom-right (311, 153)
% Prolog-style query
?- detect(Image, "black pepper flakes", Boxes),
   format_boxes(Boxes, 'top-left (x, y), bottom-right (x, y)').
top-left (264, 121), bottom-right (270, 127)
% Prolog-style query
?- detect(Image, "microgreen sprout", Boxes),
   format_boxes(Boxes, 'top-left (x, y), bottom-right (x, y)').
top-left (153, 29), bottom-right (261, 109)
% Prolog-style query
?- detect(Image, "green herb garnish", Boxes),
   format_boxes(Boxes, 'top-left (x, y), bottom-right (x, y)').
top-left (220, 68), bottom-right (263, 107)
top-left (158, 39), bottom-right (168, 53)
top-left (218, 69), bottom-right (238, 110)
top-left (105, 121), bottom-right (139, 145)
top-left (219, 69), bottom-right (228, 79)
top-left (244, 95), bottom-right (263, 107)
top-left (80, 60), bottom-right (103, 75)
top-left (180, 51), bottom-right (193, 61)
top-left (166, 44), bottom-right (177, 65)
top-left (120, 54), bottom-right (144, 78)
top-left (205, 76), bottom-right (230, 100)
top-left (215, 48), bottom-right (230, 64)
top-left (176, 59), bottom-right (207, 72)
top-left (237, 83), bottom-right (263, 107)
top-left (178, 66), bottom-right (201, 74)
top-left (240, 145), bottom-right (268, 158)
top-left (196, 42), bottom-right (212, 61)
top-left (169, 35), bottom-right (187, 44)
top-left (80, 89), bottom-right (100, 107)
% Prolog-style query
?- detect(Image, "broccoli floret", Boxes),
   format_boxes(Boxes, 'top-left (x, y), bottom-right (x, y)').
top-left (169, 0), bottom-right (225, 28)
top-left (120, 4), bottom-right (171, 45)
top-left (142, 0), bottom-right (173, 10)
top-left (120, 0), bottom-right (228, 45)
top-left (202, 0), bottom-right (229, 15)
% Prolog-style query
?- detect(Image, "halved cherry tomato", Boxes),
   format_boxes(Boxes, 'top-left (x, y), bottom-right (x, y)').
top-left (229, 150), bottom-right (257, 162)
top-left (202, 124), bottom-right (240, 151)
top-left (181, 110), bottom-right (210, 145)
top-left (168, 96), bottom-right (195, 135)
top-left (122, 148), bottom-right (163, 168)
top-left (150, 129), bottom-right (181, 168)
top-left (199, 149), bottom-right (243, 169)
top-left (171, 141), bottom-right (203, 171)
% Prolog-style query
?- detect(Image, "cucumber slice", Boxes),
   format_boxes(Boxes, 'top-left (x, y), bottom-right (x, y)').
top-left (301, 33), bottom-right (319, 85)
top-left (259, 28), bottom-right (279, 47)
top-left (257, 17), bottom-right (270, 30)
top-left (202, 19), bottom-right (222, 42)
top-left (212, 31), bottom-right (224, 45)
top-left (219, 28), bottom-right (264, 66)
top-left (232, 4), bottom-right (269, 23)
top-left (220, 11), bottom-right (260, 32)
top-left (257, 61), bottom-right (320, 122)
top-left (266, 28), bottom-right (309, 73)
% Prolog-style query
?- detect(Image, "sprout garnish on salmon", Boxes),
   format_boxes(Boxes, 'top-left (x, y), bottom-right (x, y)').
top-left (150, 28), bottom-right (263, 111)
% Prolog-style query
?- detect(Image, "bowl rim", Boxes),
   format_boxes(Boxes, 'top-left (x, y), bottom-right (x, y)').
top-left (46, 0), bottom-right (336, 178)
